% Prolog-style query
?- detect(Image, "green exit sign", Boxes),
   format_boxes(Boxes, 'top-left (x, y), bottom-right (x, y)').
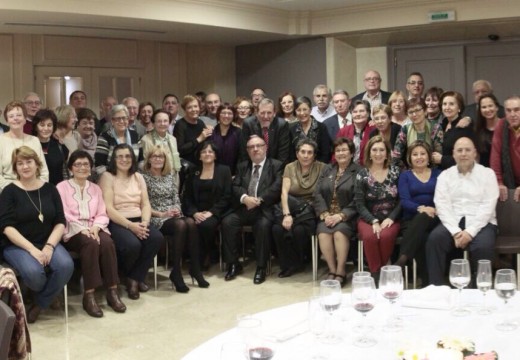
top-left (428, 10), bottom-right (456, 23)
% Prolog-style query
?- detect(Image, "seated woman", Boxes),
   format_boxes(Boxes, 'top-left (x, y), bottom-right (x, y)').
top-left (55, 105), bottom-right (81, 153)
top-left (370, 104), bottom-right (401, 150)
top-left (0, 146), bottom-right (73, 323)
top-left (475, 94), bottom-right (501, 167)
top-left (57, 150), bottom-right (126, 317)
top-left (313, 138), bottom-right (361, 284)
top-left (99, 144), bottom-right (163, 300)
top-left (143, 145), bottom-right (209, 292)
top-left (289, 96), bottom-right (331, 163)
top-left (0, 101), bottom-right (49, 191)
top-left (337, 100), bottom-right (374, 165)
top-left (76, 108), bottom-right (98, 159)
top-left (392, 98), bottom-right (443, 168)
top-left (273, 139), bottom-right (325, 279)
top-left (388, 91), bottom-right (411, 127)
top-left (277, 91), bottom-right (297, 123)
top-left (32, 109), bottom-right (69, 185)
top-left (354, 135), bottom-right (401, 277)
top-left (394, 141), bottom-right (441, 285)
top-left (210, 104), bottom-right (241, 175)
top-left (232, 96), bottom-right (253, 128)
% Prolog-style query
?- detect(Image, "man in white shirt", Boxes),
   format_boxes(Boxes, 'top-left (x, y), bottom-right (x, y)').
top-left (310, 84), bottom-right (336, 122)
top-left (426, 137), bottom-right (499, 285)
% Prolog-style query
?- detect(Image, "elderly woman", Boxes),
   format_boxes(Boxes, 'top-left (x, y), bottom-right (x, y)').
top-left (0, 146), bottom-right (73, 323)
top-left (99, 144), bottom-right (163, 300)
top-left (136, 102), bottom-right (155, 138)
top-left (232, 96), bottom-right (253, 128)
top-left (140, 109), bottom-right (181, 175)
top-left (273, 139), bottom-right (325, 278)
top-left (183, 141), bottom-right (232, 271)
top-left (95, 104), bottom-right (141, 175)
top-left (142, 145), bottom-right (209, 292)
top-left (57, 150), bottom-right (126, 317)
top-left (475, 94), bottom-right (501, 167)
top-left (394, 141), bottom-right (440, 285)
top-left (337, 100), bottom-right (375, 165)
top-left (277, 91), bottom-right (297, 123)
top-left (76, 108), bottom-right (98, 159)
top-left (174, 95), bottom-right (213, 166)
top-left (33, 109), bottom-right (69, 185)
top-left (0, 101), bottom-right (49, 191)
top-left (432, 91), bottom-right (474, 170)
top-left (392, 98), bottom-right (443, 167)
top-left (289, 96), bottom-right (331, 163)
top-left (354, 136), bottom-right (401, 277)
top-left (55, 105), bottom-right (81, 153)
top-left (388, 91), bottom-right (411, 127)
top-left (369, 104), bottom-right (401, 150)
top-left (425, 87), bottom-right (444, 125)
top-left (314, 138), bottom-right (361, 284)
top-left (210, 104), bottom-right (242, 175)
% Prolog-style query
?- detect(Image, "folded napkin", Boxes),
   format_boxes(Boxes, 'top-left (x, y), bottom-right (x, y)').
top-left (401, 285), bottom-right (452, 310)
top-left (263, 319), bottom-right (308, 343)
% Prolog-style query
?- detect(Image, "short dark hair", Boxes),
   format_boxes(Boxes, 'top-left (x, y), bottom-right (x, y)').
top-left (151, 109), bottom-right (172, 124)
top-left (295, 138), bottom-right (317, 155)
top-left (107, 143), bottom-right (138, 175)
top-left (32, 109), bottom-right (58, 136)
top-left (69, 90), bottom-right (87, 102)
top-left (67, 150), bottom-right (94, 171)
top-left (295, 96), bottom-right (312, 110)
top-left (333, 137), bottom-right (355, 154)
top-left (406, 141), bottom-right (433, 169)
top-left (196, 140), bottom-right (219, 162)
top-left (350, 99), bottom-right (371, 115)
top-left (76, 108), bottom-right (97, 122)
top-left (440, 91), bottom-right (465, 114)
top-left (162, 93), bottom-right (179, 104)
top-left (216, 103), bottom-right (236, 121)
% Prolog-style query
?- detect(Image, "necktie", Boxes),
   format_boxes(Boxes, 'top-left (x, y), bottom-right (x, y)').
top-left (247, 164), bottom-right (260, 197)
top-left (262, 127), bottom-right (269, 150)
top-left (342, 117), bottom-right (348, 127)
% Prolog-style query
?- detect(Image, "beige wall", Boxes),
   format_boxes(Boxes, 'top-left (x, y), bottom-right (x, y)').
top-left (355, 47), bottom-right (388, 94)
top-left (326, 38), bottom-right (357, 96)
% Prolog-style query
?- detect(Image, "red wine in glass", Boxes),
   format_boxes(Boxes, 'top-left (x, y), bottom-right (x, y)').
top-left (383, 291), bottom-right (400, 301)
top-left (249, 347), bottom-right (274, 360)
top-left (354, 303), bottom-right (374, 314)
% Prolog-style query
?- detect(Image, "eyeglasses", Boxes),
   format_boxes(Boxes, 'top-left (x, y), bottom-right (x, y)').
top-left (246, 144), bottom-right (266, 150)
top-left (407, 81), bottom-right (424, 86)
top-left (407, 108), bottom-right (424, 116)
top-left (150, 154), bottom-right (165, 160)
top-left (113, 116), bottom-right (128, 122)
top-left (115, 154), bottom-right (132, 160)
top-left (72, 162), bottom-right (91, 168)
top-left (364, 77), bottom-right (381, 82)
top-left (237, 106), bottom-right (251, 111)
top-left (24, 101), bottom-right (42, 106)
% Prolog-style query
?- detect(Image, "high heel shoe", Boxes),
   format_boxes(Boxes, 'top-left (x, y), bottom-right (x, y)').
top-left (170, 272), bottom-right (189, 293)
top-left (189, 270), bottom-right (210, 288)
top-left (334, 274), bottom-right (347, 288)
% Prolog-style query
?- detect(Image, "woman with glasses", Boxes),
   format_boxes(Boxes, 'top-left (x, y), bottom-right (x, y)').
top-left (392, 98), bottom-right (443, 168)
top-left (55, 105), bottom-right (81, 153)
top-left (57, 150), bottom-right (126, 317)
top-left (232, 97), bottom-right (253, 128)
top-left (369, 104), bottom-right (401, 150)
top-left (210, 103), bottom-right (241, 175)
top-left (276, 91), bottom-right (297, 123)
top-left (99, 144), bottom-right (163, 300)
top-left (95, 104), bottom-right (141, 175)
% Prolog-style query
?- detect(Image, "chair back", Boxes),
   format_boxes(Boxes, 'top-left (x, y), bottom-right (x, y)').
top-left (0, 300), bottom-right (15, 360)
top-left (496, 189), bottom-right (520, 237)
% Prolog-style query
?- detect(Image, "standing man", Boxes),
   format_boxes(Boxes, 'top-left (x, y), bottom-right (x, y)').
top-left (203, 93), bottom-right (221, 127)
top-left (352, 70), bottom-right (391, 108)
top-left (240, 98), bottom-right (290, 165)
top-left (311, 84), bottom-right (336, 122)
top-left (98, 95), bottom-right (117, 135)
top-left (323, 90), bottom-right (351, 141)
top-left (22, 92), bottom-right (42, 134)
top-left (250, 88), bottom-right (266, 113)
top-left (69, 90), bottom-right (88, 110)
top-left (162, 94), bottom-right (182, 134)
top-left (462, 80), bottom-right (505, 122)
top-left (122, 97), bottom-right (139, 132)
top-left (222, 135), bottom-right (283, 284)
top-left (426, 136), bottom-right (498, 285)
top-left (406, 72), bottom-right (425, 100)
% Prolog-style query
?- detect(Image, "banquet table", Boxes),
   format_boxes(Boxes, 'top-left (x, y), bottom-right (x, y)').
top-left (182, 288), bottom-right (519, 359)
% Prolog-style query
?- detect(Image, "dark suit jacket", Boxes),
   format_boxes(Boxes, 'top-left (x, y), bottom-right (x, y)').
top-left (288, 119), bottom-right (331, 163)
top-left (351, 90), bottom-right (392, 105)
top-left (313, 162), bottom-right (361, 225)
top-left (323, 114), bottom-right (343, 142)
top-left (239, 116), bottom-right (290, 165)
top-left (182, 164), bottom-right (233, 219)
top-left (0, 123), bottom-right (8, 134)
top-left (369, 122), bottom-right (401, 149)
top-left (231, 158), bottom-right (283, 220)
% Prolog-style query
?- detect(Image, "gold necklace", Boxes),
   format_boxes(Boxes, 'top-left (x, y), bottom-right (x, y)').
top-left (25, 188), bottom-right (44, 223)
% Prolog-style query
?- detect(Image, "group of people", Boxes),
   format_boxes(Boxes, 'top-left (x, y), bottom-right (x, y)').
top-left (0, 70), bottom-right (518, 323)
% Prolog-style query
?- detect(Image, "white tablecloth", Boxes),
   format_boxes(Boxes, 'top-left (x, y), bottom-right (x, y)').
top-left (182, 289), bottom-right (519, 359)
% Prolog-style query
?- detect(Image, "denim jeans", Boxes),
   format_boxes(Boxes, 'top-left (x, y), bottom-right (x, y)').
top-left (3, 244), bottom-right (74, 308)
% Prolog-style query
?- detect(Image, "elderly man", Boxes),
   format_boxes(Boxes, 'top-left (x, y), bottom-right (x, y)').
top-left (69, 90), bottom-right (87, 110)
top-left (240, 98), bottom-right (290, 164)
top-left (22, 92), bottom-right (42, 134)
top-left (222, 135), bottom-right (283, 284)
top-left (352, 70), bottom-right (391, 108)
top-left (406, 72), bottom-right (425, 100)
top-left (462, 80), bottom-right (505, 122)
top-left (203, 93), bottom-right (221, 126)
top-left (323, 90), bottom-right (351, 141)
top-left (122, 97), bottom-right (139, 132)
top-left (98, 95), bottom-right (117, 135)
top-left (491, 95), bottom-right (520, 202)
top-left (311, 84), bottom-right (336, 122)
top-left (426, 136), bottom-right (498, 285)
top-left (250, 88), bottom-right (266, 112)
top-left (161, 94), bottom-right (182, 133)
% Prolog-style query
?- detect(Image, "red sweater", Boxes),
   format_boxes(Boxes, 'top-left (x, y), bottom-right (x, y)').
top-left (490, 118), bottom-right (520, 186)
top-left (337, 123), bottom-right (375, 165)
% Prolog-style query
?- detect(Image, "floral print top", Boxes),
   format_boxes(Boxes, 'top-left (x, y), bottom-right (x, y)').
top-left (142, 172), bottom-right (183, 229)
top-left (354, 164), bottom-right (401, 223)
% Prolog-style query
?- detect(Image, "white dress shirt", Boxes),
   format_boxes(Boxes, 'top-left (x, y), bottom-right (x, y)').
top-left (311, 104), bottom-right (336, 123)
top-left (434, 162), bottom-right (499, 237)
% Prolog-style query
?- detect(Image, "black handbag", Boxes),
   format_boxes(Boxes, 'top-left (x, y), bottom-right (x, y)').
top-left (274, 194), bottom-right (315, 225)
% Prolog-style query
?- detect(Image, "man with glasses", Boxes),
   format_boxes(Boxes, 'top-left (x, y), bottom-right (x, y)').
top-left (23, 92), bottom-right (42, 134)
top-left (221, 135), bottom-right (283, 284)
top-left (406, 72), bottom-right (425, 100)
top-left (352, 70), bottom-right (391, 108)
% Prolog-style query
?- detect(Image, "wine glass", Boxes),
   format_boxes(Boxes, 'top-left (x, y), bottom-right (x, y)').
top-left (351, 276), bottom-right (377, 347)
top-left (379, 265), bottom-right (404, 330)
top-left (495, 268), bottom-right (517, 331)
top-left (449, 259), bottom-right (471, 316)
top-left (352, 271), bottom-right (371, 279)
top-left (319, 279), bottom-right (342, 344)
top-left (476, 260), bottom-right (493, 315)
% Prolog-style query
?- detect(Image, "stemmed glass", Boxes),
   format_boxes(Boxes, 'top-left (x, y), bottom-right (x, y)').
top-left (449, 259), bottom-right (471, 316)
top-left (351, 276), bottom-right (377, 347)
top-left (495, 269), bottom-right (517, 331)
top-left (319, 279), bottom-right (342, 344)
top-left (476, 260), bottom-right (493, 315)
top-left (379, 265), bottom-right (404, 330)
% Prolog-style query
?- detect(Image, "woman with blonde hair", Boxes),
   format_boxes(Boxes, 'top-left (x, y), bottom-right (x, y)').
top-left (388, 91), bottom-right (411, 127)
top-left (55, 104), bottom-right (81, 153)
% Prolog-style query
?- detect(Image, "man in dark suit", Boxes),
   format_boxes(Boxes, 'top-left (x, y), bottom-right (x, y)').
top-left (324, 89), bottom-right (352, 141)
top-left (239, 98), bottom-right (290, 165)
top-left (462, 79), bottom-right (505, 123)
top-left (222, 135), bottom-right (283, 284)
top-left (351, 70), bottom-right (391, 106)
